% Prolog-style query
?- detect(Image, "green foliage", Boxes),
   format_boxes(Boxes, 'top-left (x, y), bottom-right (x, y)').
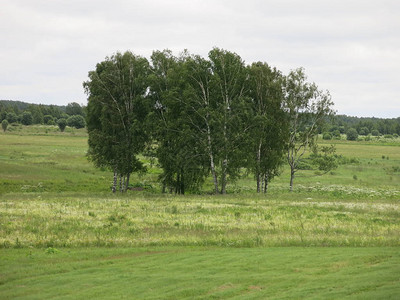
top-left (84, 51), bottom-right (150, 192)
top-left (149, 50), bottom-right (209, 194)
top-left (6, 112), bottom-right (18, 123)
top-left (66, 102), bottom-right (85, 116)
top-left (66, 115), bottom-right (86, 129)
top-left (1, 119), bottom-right (8, 132)
top-left (21, 111), bottom-right (33, 125)
top-left (283, 68), bottom-right (334, 191)
top-left (371, 129), bottom-right (380, 136)
top-left (346, 128), bottom-right (358, 140)
top-left (359, 126), bottom-right (369, 135)
top-left (322, 132), bottom-right (332, 140)
top-left (28, 105), bottom-right (44, 124)
top-left (57, 118), bottom-right (67, 132)
top-left (43, 115), bottom-right (54, 125)
top-left (310, 145), bottom-right (338, 173)
top-left (247, 62), bottom-right (288, 193)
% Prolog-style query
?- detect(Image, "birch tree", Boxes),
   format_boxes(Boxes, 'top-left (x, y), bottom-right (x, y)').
top-left (149, 50), bottom-right (209, 194)
top-left (283, 68), bottom-right (334, 191)
top-left (208, 48), bottom-right (251, 194)
top-left (84, 51), bottom-right (150, 192)
top-left (247, 62), bottom-right (288, 193)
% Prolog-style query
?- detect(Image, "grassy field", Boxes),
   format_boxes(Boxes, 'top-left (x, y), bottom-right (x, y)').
top-left (1, 247), bottom-right (399, 299)
top-left (0, 125), bottom-right (399, 298)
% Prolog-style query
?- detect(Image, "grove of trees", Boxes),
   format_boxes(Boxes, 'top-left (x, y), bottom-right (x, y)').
top-left (84, 48), bottom-right (336, 194)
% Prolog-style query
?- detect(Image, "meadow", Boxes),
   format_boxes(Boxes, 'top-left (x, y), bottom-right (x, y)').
top-left (0, 125), bottom-right (399, 298)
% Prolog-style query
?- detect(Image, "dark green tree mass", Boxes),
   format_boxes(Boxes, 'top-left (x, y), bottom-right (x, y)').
top-left (84, 51), bottom-right (150, 193)
top-left (84, 48), bottom-right (335, 194)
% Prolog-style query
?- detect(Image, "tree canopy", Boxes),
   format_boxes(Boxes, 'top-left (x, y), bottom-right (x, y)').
top-left (84, 48), bottom-right (336, 194)
top-left (84, 51), bottom-right (150, 192)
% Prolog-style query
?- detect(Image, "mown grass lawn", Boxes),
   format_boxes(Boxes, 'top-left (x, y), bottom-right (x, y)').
top-left (1, 247), bottom-right (399, 299)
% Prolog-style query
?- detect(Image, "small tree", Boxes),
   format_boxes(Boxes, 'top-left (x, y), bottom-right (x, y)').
top-left (283, 68), bottom-right (334, 191)
top-left (358, 127), bottom-right (369, 136)
top-left (332, 129), bottom-right (341, 139)
top-left (67, 115), bottom-right (86, 129)
top-left (2, 119), bottom-right (8, 132)
top-left (57, 118), bottom-right (67, 132)
top-left (371, 129), bottom-right (380, 136)
top-left (322, 132), bottom-right (332, 140)
top-left (21, 111), bottom-right (33, 125)
top-left (346, 128), bottom-right (358, 141)
top-left (6, 112), bottom-right (18, 123)
top-left (43, 115), bottom-right (54, 125)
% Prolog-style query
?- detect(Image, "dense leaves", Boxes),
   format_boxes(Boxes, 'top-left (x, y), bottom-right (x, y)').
top-left (84, 51), bottom-right (150, 192)
top-left (84, 48), bottom-right (336, 193)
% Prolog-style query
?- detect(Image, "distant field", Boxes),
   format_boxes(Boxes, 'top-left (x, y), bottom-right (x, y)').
top-left (0, 125), bottom-right (399, 299)
top-left (1, 125), bottom-right (399, 195)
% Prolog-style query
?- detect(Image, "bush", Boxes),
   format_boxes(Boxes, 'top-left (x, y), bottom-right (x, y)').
top-left (21, 111), bottom-right (33, 125)
top-left (6, 112), bottom-right (18, 123)
top-left (332, 130), bottom-right (341, 139)
top-left (346, 128), bottom-right (358, 141)
top-left (57, 118), bottom-right (67, 132)
top-left (67, 115), bottom-right (86, 129)
top-left (2, 119), bottom-right (8, 132)
top-left (371, 129), bottom-right (380, 136)
top-left (322, 132), bottom-right (332, 140)
top-left (358, 127), bottom-right (369, 136)
top-left (43, 115), bottom-right (54, 125)
top-left (384, 134), bottom-right (393, 139)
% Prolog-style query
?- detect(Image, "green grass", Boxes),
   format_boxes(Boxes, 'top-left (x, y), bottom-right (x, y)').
top-left (0, 126), bottom-right (400, 298)
top-left (1, 247), bottom-right (399, 299)
top-left (1, 193), bottom-right (399, 248)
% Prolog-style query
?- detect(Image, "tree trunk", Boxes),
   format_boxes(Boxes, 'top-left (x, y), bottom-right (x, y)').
top-left (256, 141), bottom-right (262, 193)
top-left (264, 174), bottom-right (269, 193)
top-left (112, 170), bottom-right (117, 193)
top-left (207, 123), bottom-right (219, 194)
top-left (180, 169), bottom-right (185, 195)
top-left (289, 169), bottom-right (295, 192)
top-left (125, 173), bottom-right (130, 193)
top-left (221, 158), bottom-right (228, 194)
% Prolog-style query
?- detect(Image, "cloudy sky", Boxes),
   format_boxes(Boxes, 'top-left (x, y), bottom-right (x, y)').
top-left (1, 0), bottom-right (399, 117)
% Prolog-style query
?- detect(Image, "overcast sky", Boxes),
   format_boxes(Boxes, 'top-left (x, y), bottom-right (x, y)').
top-left (1, 0), bottom-right (399, 118)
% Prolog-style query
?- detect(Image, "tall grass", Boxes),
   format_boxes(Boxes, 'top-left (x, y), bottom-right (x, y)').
top-left (1, 193), bottom-right (399, 248)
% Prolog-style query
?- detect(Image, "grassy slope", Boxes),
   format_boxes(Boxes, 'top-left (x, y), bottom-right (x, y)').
top-left (1, 247), bottom-right (399, 299)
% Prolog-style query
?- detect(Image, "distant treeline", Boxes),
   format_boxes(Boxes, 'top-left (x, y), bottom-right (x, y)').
top-left (0, 100), bottom-right (86, 129)
top-left (324, 115), bottom-right (400, 137)
top-left (1, 100), bottom-right (399, 136)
